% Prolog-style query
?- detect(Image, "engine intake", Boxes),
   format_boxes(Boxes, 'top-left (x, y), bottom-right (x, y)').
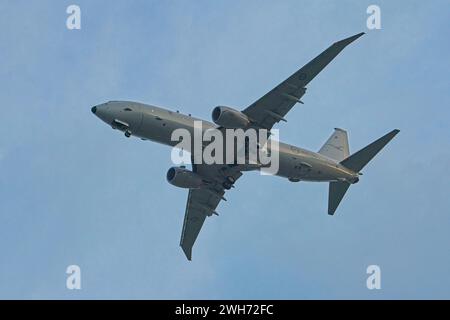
top-left (166, 167), bottom-right (204, 189)
top-left (212, 106), bottom-right (250, 128)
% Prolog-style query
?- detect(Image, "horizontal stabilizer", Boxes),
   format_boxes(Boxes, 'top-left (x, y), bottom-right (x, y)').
top-left (340, 129), bottom-right (400, 172)
top-left (328, 181), bottom-right (351, 215)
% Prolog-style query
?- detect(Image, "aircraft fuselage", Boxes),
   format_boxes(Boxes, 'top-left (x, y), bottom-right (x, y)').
top-left (92, 101), bottom-right (359, 184)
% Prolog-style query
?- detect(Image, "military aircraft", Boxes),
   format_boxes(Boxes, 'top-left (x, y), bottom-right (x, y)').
top-left (91, 32), bottom-right (399, 260)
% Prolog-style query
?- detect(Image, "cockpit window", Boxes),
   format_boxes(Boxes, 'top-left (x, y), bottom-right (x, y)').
top-left (124, 107), bottom-right (133, 111)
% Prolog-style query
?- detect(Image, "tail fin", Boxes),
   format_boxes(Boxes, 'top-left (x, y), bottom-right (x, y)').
top-left (318, 128), bottom-right (350, 162)
top-left (340, 129), bottom-right (400, 172)
top-left (328, 129), bottom-right (400, 215)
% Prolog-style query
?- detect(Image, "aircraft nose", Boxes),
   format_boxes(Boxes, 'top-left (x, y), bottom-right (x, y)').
top-left (91, 106), bottom-right (97, 114)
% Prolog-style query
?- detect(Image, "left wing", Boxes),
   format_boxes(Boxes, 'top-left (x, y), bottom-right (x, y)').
top-left (180, 164), bottom-right (243, 260)
top-left (242, 32), bottom-right (364, 130)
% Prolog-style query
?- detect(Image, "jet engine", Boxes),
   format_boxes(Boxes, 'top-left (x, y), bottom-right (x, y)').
top-left (212, 106), bottom-right (250, 128)
top-left (166, 167), bottom-right (205, 189)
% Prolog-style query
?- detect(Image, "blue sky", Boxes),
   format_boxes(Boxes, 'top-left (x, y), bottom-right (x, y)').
top-left (0, 0), bottom-right (449, 299)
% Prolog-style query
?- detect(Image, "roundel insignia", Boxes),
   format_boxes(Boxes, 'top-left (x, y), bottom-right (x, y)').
top-left (298, 73), bottom-right (307, 80)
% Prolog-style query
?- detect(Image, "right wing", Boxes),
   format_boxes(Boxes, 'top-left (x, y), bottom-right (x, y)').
top-left (242, 32), bottom-right (365, 130)
top-left (180, 163), bottom-right (243, 260)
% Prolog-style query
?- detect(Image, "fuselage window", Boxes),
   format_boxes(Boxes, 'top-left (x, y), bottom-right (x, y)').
top-left (124, 107), bottom-right (133, 111)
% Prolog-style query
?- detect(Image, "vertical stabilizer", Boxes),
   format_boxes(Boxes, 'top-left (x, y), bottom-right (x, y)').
top-left (328, 129), bottom-right (399, 215)
top-left (319, 128), bottom-right (350, 162)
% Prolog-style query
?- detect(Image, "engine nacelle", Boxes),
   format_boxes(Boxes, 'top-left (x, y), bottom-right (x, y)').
top-left (166, 167), bottom-right (204, 189)
top-left (212, 106), bottom-right (250, 128)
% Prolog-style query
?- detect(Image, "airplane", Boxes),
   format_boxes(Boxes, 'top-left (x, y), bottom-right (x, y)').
top-left (91, 32), bottom-right (399, 260)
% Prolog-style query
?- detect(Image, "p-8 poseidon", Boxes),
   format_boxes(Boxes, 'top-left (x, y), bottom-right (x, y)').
top-left (92, 32), bottom-right (399, 260)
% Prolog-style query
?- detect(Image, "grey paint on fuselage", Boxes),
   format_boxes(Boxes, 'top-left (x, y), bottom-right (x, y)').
top-left (92, 100), bottom-right (358, 183)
